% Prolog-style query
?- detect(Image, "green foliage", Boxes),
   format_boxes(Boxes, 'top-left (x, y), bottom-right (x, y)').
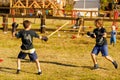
top-left (100, 0), bottom-right (115, 11)
top-left (64, 0), bottom-right (74, 11)
top-left (100, 0), bottom-right (108, 3)
top-left (100, 0), bottom-right (108, 11)
top-left (64, 4), bottom-right (73, 11)
top-left (107, 0), bottom-right (114, 3)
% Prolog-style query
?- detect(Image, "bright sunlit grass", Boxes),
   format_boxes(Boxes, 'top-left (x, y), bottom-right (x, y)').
top-left (0, 18), bottom-right (120, 80)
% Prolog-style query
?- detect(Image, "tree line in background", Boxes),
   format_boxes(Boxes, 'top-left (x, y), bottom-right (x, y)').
top-left (100, 0), bottom-right (120, 11)
top-left (64, 0), bottom-right (74, 10)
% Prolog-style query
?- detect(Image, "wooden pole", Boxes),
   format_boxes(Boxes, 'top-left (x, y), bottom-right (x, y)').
top-left (10, 0), bottom-right (12, 14)
top-left (26, 0), bottom-right (28, 7)
top-left (3, 14), bottom-right (8, 33)
top-left (10, 0), bottom-right (12, 7)
top-left (40, 10), bottom-right (46, 33)
top-left (77, 18), bottom-right (84, 37)
top-left (24, 0), bottom-right (28, 15)
top-left (40, 0), bottom-right (46, 33)
top-left (48, 22), bottom-right (69, 38)
top-left (42, 0), bottom-right (45, 8)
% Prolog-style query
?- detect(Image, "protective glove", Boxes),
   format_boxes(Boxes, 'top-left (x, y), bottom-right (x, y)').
top-left (87, 31), bottom-right (95, 38)
top-left (41, 36), bottom-right (48, 41)
top-left (12, 22), bottom-right (19, 33)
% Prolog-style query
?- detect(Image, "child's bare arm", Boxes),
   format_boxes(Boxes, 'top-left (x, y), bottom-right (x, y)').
top-left (103, 33), bottom-right (107, 38)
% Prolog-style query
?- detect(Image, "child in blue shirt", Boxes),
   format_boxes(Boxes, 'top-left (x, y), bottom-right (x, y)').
top-left (110, 25), bottom-right (117, 46)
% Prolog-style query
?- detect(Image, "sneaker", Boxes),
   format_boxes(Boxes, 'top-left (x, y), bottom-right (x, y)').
top-left (16, 69), bottom-right (20, 74)
top-left (38, 71), bottom-right (42, 75)
top-left (93, 64), bottom-right (99, 69)
top-left (112, 61), bottom-right (118, 69)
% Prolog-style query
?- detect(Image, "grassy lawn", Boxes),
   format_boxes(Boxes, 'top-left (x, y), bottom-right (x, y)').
top-left (0, 18), bottom-right (120, 80)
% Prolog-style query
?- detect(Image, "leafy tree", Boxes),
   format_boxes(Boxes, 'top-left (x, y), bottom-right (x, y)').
top-left (64, 0), bottom-right (74, 10)
top-left (100, 0), bottom-right (108, 10)
top-left (100, 0), bottom-right (108, 3)
top-left (100, 0), bottom-right (115, 11)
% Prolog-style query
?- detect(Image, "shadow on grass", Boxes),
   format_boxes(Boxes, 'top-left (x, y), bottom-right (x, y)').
top-left (0, 67), bottom-right (37, 74)
top-left (9, 57), bottom-right (79, 67)
top-left (0, 67), bottom-right (16, 74)
top-left (21, 60), bottom-right (80, 67)
top-left (39, 60), bottom-right (80, 67)
top-left (8, 57), bottom-right (30, 62)
top-left (81, 66), bottom-right (109, 70)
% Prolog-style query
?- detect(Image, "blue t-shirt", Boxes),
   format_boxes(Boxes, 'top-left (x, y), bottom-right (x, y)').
top-left (111, 30), bottom-right (116, 38)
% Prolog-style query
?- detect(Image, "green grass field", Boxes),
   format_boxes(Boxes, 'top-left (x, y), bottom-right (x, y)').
top-left (0, 18), bottom-right (120, 80)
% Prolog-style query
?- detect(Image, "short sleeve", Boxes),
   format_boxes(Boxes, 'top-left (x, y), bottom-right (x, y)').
top-left (102, 28), bottom-right (106, 33)
top-left (93, 29), bottom-right (96, 33)
top-left (15, 31), bottom-right (22, 38)
top-left (33, 31), bottom-right (40, 38)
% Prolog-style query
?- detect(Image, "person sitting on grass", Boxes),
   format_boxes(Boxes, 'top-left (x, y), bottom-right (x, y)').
top-left (13, 20), bottom-right (48, 75)
top-left (89, 19), bottom-right (118, 69)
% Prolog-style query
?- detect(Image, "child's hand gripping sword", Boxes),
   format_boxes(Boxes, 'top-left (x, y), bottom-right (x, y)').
top-left (40, 22), bottom-right (69, 42)
top-left (87, 31), bottom-right (95, 38)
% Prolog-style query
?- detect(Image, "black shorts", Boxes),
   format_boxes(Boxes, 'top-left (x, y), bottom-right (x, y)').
top-left (18, 51), bottom-right (38, 61)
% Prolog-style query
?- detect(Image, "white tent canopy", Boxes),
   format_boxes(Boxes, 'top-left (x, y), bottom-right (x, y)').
top-left (74, 0), bottom-right (100, 10)
top-left (74, 0), bottom-right (100, 16)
